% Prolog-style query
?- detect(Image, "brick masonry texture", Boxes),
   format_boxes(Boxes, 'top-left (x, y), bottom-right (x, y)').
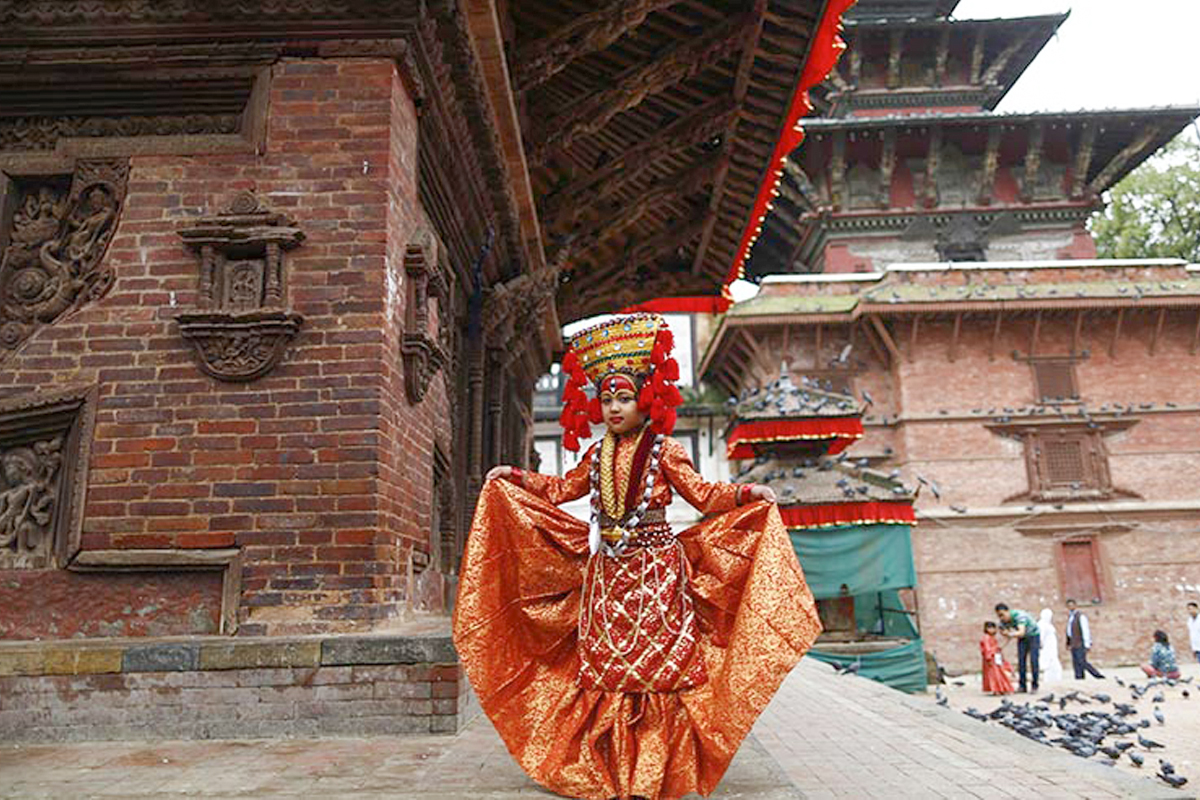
top-left (0, 58), bottom-right (453, 637)
top-left (0, 633), bottom-right (473, 742)
top-left (869, 308), bottom-right (1200, 672)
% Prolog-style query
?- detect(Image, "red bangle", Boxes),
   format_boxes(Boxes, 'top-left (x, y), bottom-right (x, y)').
top-left (737, 484), bottom-right (751, 505)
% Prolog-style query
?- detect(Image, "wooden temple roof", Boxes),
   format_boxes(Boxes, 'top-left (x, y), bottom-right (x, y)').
top-left (506, 0), bottom-right (842, 320)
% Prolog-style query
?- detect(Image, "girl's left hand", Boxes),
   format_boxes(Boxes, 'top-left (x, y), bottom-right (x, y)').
top-left (749, 484), bottom-right (777, 504)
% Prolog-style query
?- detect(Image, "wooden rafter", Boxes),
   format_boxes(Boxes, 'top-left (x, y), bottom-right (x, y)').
top-left (541, 95), bottom-right (737, 228)
top-left (980, 24), bottom-right (1038, 86)
top-left (690, 0), bottom-right (768, 276)
top-left (923, 126), bottom-right (942, 207)
top-left (879, 128), bottom-right (896, 208)
top-left (933, 26), bottom-right (950, 87)
top-left (909, 315), bottom-right (920, 362)
top-left (1021, 122), bottom-right (1044, 202)
top-left (886, 29), bottom-right (904, 89)
top-left (1072, 310), bottom-right (1084, 355)
top-left (1029, 309), bottom-right (1042, 357)
top-left (1089, 124), bottom-right (1162, 193)
top-left (830, 130), bottom-right (846, 210)
top-left (1110, 307), bottom-right (1124, 358)
top-left (1191, 309), bottom-right (1200, 356)
top-left (949, 312), bottom-right (962, 362)
top-left (512, 0), bottom-right (677, 93)
top-left (567, 155), bottom-right (725, 256)
top-left (989, 310), bottom-right (1003, 361)
top-left (969, 27), bottom-right (985, 84)
top-left (574, 210), bottom-right (708, 294)
top-left (530, 12), bottom-right (750, 162)
top-left (861, 320), bottom-right (888, 365)
top-left (869, 315), bottom-right (901, 364)
top-left (1150, 308), bottom-right (1166, 356)
top-left (977, 125), bottom-right (1001, 205)
top-left (1071, 122), bottom-right (1097, 199)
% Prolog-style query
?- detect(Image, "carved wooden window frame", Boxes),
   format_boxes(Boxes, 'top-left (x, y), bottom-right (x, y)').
top-left (1029, 358), bottom-right (1080, 404)
top-left (1025, 428), bottom-right (1112, 502)
top-left (0, 384), bottom-right (98, 570)
top-left (401, 230), bottom-right (451, 403)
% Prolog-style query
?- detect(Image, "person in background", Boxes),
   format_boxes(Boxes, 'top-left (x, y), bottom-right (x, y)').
top-left (1065, 599), bottom-right (1105, 680)
top-left (1038, 608), bottom-right (1063, 684)
top-left (995, 602), bottom-right (1040, 693)
top-left (980, 621), bottom-right (1014, 695)
top-left (1141, 630), bottom-right (1181, 680)
top-left (1187, 601), bottom-right (1200, 665)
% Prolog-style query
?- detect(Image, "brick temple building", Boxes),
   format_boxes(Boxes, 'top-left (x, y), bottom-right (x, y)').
top-left (0, 1), bottom-right (849, 740)
top-left (700, 0), bottom-right (1200, 672)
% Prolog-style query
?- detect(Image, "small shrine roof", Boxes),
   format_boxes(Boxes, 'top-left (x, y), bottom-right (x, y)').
top-left (734, 454), bottom-right (914, 506)
top-left (730, 371), bottom-right (860, 419)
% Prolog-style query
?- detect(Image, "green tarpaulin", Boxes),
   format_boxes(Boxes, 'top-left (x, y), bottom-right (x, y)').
top-left (790, 525), bottom-right (927, 693)
top-left (808, 638), bottom-right (928, 694)
top-left (789, 524), bottom-right (917, 600)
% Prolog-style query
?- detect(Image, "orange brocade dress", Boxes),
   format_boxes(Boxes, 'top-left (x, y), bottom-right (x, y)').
top-left (453, 434), bottom-right (822, 800)
top-left (981, 635), bottom-right (1014, 695)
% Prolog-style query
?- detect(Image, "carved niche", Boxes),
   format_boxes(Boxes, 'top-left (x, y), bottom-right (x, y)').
top-left (0, 385), bottom-right (98, 570)
top-left (402, 229), bottom-right (452, 404)
top-left (0, 160), bottom-right (128, 352)
top-left (174, 192), bottom-right (304, 381)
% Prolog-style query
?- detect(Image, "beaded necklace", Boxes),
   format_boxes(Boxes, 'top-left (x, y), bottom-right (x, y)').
top-left (588, 424), bottom-right (664, 557)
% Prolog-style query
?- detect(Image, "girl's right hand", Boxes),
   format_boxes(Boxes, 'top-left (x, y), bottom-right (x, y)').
top-left (486, 465), bottom-right (514, 482)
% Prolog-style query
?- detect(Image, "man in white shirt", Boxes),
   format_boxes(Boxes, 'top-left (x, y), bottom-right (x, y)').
top-left (1188, 601), bottom-right (1200, 664)
top-left (1065, 599), bottom-right (1104, 680)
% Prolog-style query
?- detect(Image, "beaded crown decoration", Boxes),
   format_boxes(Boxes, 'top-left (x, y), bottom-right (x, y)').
top-left (558, 313), bottom-right (683, 451)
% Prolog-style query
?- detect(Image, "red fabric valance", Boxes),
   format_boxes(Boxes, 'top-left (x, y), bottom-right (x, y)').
top-left (780, 502), bottom-right (916, 530)
top-left (726, 417), bottom-right (863, 460)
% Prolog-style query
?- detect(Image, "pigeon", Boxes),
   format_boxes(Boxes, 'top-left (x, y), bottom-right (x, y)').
top-left (1138, 734), bottom-right (1165, 749)
top-left (936, 688), bottom-right (949, 708)
top-left (1099, 745), bottom-right (1122, 760)
top-left (1129, 751), bottom-right (1145, 767)
top-left (838, 662), bottom-right (861, 676)
top-left (1039, 693), bottom-right (1055, 704)
top-left (1158, 773), bottom-right (1188, 789)
top-left (1152, 692), bottom-right (1165, 704)
top-left (1091, 693), bottom-right (1110, 704)
top-left (1154, 707), bottom-right (1164, 725)
top-left (1114, 676), bottom-right (1126, 688)
top-left (1160, 759), bottom-right (1175, 776)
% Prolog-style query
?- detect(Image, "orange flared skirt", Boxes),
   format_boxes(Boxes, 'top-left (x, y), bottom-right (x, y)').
top-left (453, 480), bottom-right (821, 800)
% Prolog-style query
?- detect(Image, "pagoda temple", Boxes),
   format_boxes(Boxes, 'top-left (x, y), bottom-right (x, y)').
top-left (745, 0), bottom-right (1200, 277)
top-left (727, 371), bottom-right (923, 691)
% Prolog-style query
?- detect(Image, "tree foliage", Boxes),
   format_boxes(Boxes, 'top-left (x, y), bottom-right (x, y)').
top-left (1090, 134), bottom-right (1200, 263)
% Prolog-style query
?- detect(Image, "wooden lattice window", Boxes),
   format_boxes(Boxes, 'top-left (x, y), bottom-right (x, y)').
top-left (1031, 360), bottom-right (1079, 403)
top-left (1059, 539), bottom-right (1103, 603)
top-left (1026, 430), bottom-right (1111, 500)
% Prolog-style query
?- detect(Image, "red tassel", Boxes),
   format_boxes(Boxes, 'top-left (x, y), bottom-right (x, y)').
top-left (587, 396), bottom-right (602, 424)
top-left (564, 430), bottom-right (580, 452)
top-left (662, 358), bottom-right (679, 382)
top-left (651, 397), bottom-right (666, 424)
top-left (638, 383), bottom-right (654, 412)
top-left (661, 407), bottom-right (677, 435)
top-left (651, 341), bottom-right (666, 364)
top-left (652, 370), bottom-right (666, 393)
top-left (664, 384), bottom-right (683, 407)
top-left (562, 350), bottom-right (579, 374)
top-left (657, 326), bottom-right (674, 355)
top-left (559, 406), bottom-right (574, 428)
top-left (574, 412), bottom-right (591, 438)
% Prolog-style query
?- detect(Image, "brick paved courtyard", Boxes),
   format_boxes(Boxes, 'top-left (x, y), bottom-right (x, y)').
top-left (0, 660), bottom-right (1186, 799)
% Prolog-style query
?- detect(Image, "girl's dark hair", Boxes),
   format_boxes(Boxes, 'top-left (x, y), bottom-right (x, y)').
top-left (983, 621), bottom-right (997, 633)
top-left (1154, 630), bottom-right (1169, 645)
top-left (994, 603), bottom-right (1009, 612)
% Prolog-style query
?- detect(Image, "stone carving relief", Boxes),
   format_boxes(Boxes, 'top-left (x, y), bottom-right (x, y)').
top-left (0, 385), bottom-right (97, 570)
top-left (175, 191), bottom-right (304, 381)
top-left (401, 229), bottom-right (452, 404)
top-left (0, 160), bottom-right (128, 352)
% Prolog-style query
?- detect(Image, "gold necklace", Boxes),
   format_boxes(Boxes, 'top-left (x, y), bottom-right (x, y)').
top-left (599, 427), bottom-right (645, 522)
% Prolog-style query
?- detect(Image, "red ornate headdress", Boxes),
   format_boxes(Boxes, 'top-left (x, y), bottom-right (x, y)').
top-left (558, 313), bottom-right (683, 451)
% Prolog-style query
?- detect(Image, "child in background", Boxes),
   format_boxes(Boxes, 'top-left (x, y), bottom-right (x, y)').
top-left (981, 621), bottom-right (1014, 695)
top-left (1141, 630), bottom-right (1182, 679)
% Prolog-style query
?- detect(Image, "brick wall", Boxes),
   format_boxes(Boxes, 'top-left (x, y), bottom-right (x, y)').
top-left (888, 308), bottom-right (1200, 671)
top-left (0, 58), bottom-right (452, 637)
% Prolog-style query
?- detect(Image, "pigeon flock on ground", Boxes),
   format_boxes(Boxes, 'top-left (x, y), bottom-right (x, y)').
top-left (954, 678), bottom-right (1195, 789)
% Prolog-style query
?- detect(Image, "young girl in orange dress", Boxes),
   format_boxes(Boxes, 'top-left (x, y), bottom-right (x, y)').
top-left (981, 621), bottom-right (1014, 695)
top-left (453, 313), bottom-right (822, 800)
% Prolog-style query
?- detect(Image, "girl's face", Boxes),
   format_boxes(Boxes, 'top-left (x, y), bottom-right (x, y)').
top-left (600, 388), bottom-right (644, 435)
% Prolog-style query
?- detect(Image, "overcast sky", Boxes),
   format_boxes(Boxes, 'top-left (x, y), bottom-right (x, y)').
top-left (955, 0), bottom-right (1200, 114)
